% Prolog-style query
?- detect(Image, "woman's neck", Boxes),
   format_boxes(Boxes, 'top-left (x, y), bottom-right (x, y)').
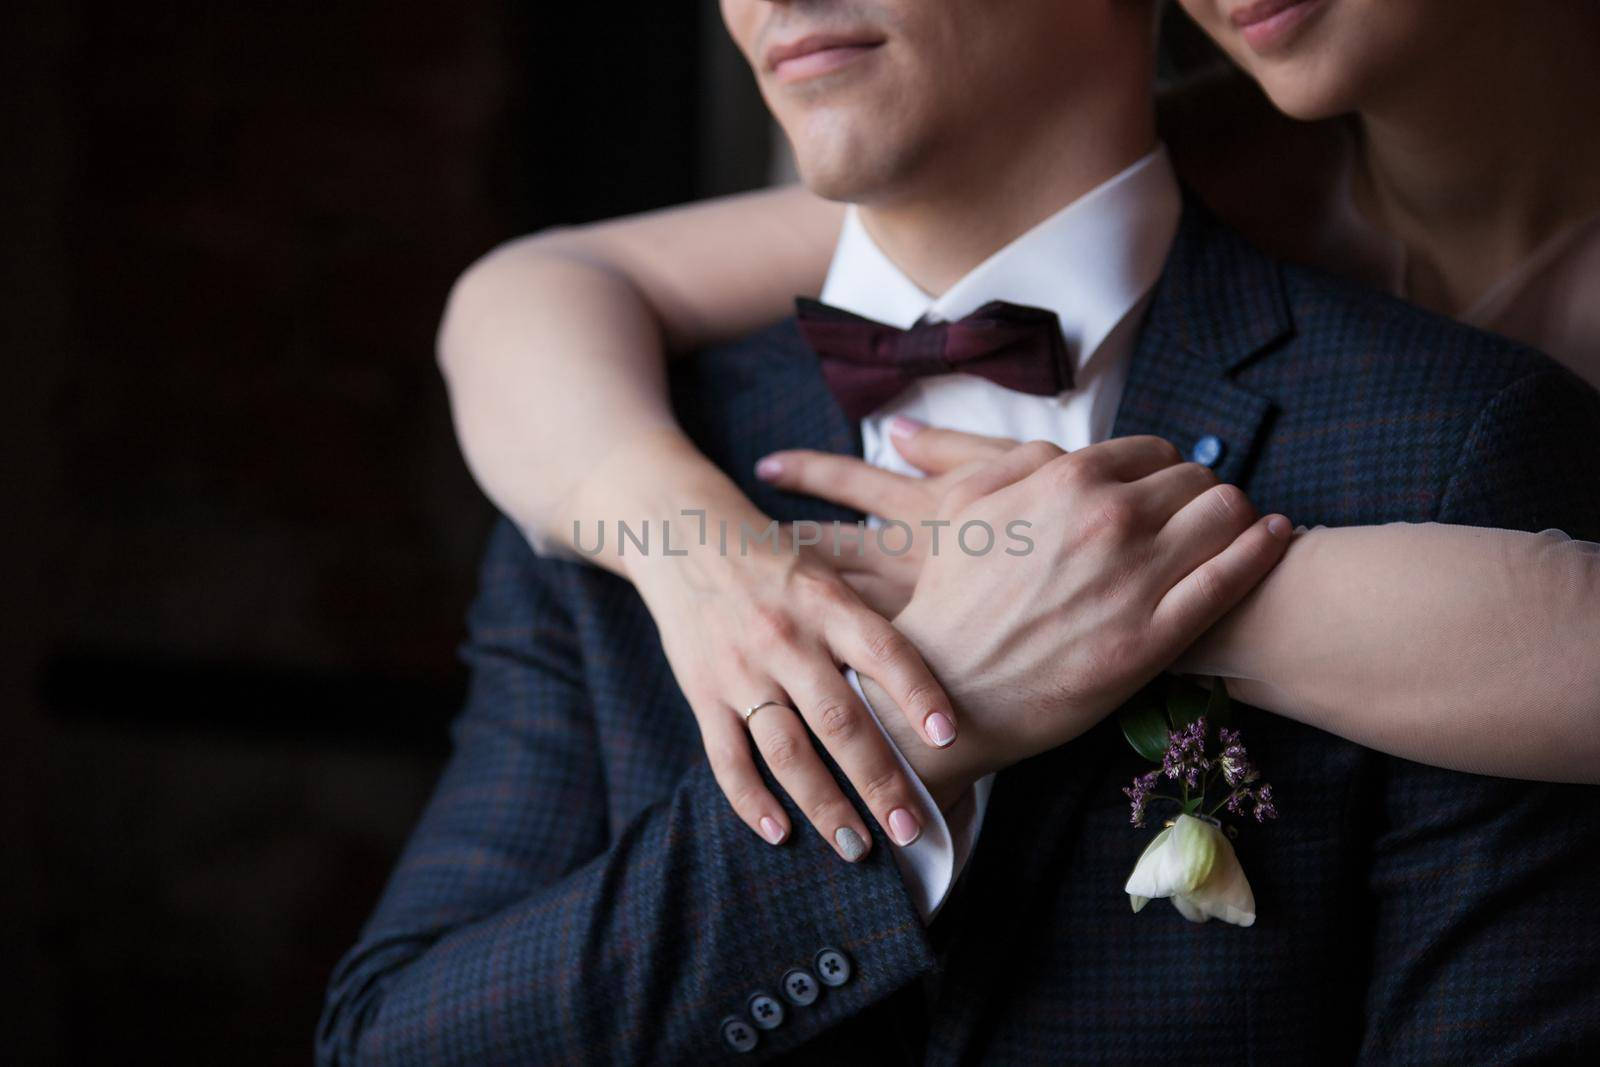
top-left (1351, 5), bottom-right (1600, 317)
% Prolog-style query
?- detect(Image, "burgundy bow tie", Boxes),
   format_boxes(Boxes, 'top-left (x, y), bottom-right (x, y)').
top-left (795, 298), bottom-right (1074, 421)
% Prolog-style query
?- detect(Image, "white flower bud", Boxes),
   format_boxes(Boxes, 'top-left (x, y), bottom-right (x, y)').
top-left (1124, 814), bottom-right (1256, 927)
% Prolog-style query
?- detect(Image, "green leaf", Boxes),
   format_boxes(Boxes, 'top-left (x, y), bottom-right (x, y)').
top-left (1119, 704), bottom-right (1172, 763)
top-left (1166, 676), bottom-right (1210, 731)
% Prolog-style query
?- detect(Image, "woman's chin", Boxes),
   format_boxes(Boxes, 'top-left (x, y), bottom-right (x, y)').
top-left (1255, 73), bottom-right (1359, 123)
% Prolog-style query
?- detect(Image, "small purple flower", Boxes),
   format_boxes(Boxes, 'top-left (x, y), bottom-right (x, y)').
top-left (1251, 783), bottom-right (1278, 823)
top-left (1217, 726), bottom-right (1260, 788)
top-left (1121, 710), bottom-right (1279, 833)
top-left (1122, 770), bottom-right (1161, 828)
top-left (1221, 780), bottom-right (1278, 824)
top-left (1162, 717), bottom-right (1211, 789)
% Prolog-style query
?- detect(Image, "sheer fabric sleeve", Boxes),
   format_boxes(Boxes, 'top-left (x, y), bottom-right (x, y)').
top-left (1179, 522), bottom-right (1600, 783)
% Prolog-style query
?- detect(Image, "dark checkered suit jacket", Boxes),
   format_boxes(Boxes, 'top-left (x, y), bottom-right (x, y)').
top-left (319, 203), bottom-right (1600, 1065)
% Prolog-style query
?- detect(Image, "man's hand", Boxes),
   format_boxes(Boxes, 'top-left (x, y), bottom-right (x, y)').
top-left (756, 417), bottom-right (1015, 615)
top-left (857, 436), bottom-right (1292, 809)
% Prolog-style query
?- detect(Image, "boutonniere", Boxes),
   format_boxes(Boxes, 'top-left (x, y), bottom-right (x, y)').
top-left (1117, 677), bottom-right (1277, 927)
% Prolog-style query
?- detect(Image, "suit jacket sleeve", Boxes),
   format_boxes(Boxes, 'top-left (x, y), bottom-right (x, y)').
top-left (316, 521), bottom-right (936, 1066)
top-left (1359, 366), bottom-right (1600, 1062)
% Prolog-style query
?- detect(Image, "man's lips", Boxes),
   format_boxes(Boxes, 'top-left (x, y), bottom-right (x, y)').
top-left (765, 33), bottom-right (885, 83)
top-left (1228, 0), bottom-right (1325, 51)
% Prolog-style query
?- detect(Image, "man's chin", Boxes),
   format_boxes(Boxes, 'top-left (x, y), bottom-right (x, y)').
top-left (795, 167), bottom-right (868, 205)
top-left (779, 110), bottom-right (909, 201)
top-left (790, 149), bottom-right (901, 206)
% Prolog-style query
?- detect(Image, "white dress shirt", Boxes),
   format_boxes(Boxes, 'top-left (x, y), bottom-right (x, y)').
top-left (828, 147), bottom-right (1181, 919)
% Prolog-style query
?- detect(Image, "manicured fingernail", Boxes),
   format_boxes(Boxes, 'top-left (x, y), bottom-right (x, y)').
top-left (924, 711), bottom-right (956, 748)
top-left (755, 456), bottom-right (785, 481)
top-left (760, 816), bottom-right (786, 844)
top-left (888, 415), bottom-right (925, 440)
top-left (835, 826), bottom-right (867, 861)
top-left (888, 808), bottom-right (921, 847)
top-left (1268, 516), bottom-right (1291, 538)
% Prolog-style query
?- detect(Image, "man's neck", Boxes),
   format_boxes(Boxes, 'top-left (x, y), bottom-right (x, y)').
top-left (853, 84), bottom-right (1158, 297)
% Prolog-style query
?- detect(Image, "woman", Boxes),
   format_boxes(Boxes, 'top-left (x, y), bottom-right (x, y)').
top-left (436, 0), bottom-right (1600, 857)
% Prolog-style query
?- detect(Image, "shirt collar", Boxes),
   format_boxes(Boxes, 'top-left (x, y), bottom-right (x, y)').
top-left (817, 146), bottom-right (1180, 373)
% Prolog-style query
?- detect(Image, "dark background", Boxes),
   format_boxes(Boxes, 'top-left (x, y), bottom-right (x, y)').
top-left (2, 4), bottom-right (1217, 1063)
top-left (3, 3), bottom-right (768, 1063)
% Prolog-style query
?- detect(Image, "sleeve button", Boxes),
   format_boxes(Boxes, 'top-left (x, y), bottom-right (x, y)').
top-left (748, 992), bottom-right (786, 1030)
top-left (721, 1016), bottom-right (758, 1053)
top-left (782, 967), bottom-right (819, 1006)
top-left (814, 947), bottom-right (853, 987)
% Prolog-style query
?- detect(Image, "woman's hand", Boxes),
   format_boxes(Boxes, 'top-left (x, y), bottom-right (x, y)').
top-left (755, 417), bottom-right (1020, 614)
top-left (622, 482), bottom-right (961, 864)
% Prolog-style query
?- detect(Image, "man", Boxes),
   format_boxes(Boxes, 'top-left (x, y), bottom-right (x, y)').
top-left (321, 1), bottom-right (1600, 1063)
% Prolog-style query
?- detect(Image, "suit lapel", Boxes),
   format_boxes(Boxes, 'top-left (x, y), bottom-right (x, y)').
top-left (1112, 199), bottom-right (1291, 487)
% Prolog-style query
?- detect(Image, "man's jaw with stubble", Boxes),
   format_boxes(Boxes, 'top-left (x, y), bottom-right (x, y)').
top-left (804, 81), bottom-right (1161, 297)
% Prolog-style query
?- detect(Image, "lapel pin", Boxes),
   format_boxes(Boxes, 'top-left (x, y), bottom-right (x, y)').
top-left (1190, 434), bottom-right (1225, 468)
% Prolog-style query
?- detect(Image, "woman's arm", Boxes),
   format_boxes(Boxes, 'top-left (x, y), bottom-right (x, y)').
top-left (763, 427), bottom-right (1600, 784)
top-left (1179, 524), bottom-right (1600, 783)
top-left (436, 183), bottom-right (843, 558)
top-left (434, 184), bottom-right (973, 867)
